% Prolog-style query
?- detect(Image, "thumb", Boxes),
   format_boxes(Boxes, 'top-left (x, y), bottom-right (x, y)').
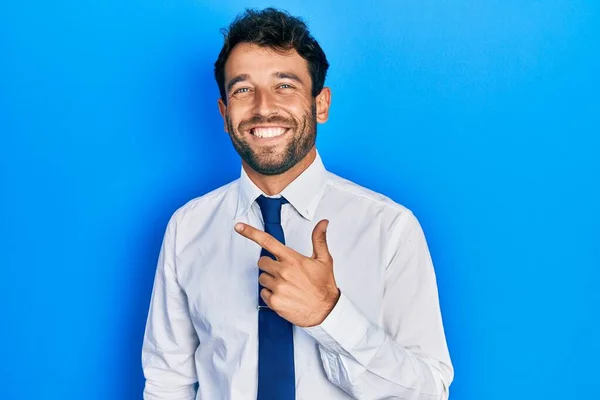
top-left (311, 219), bottom-right (331, 261)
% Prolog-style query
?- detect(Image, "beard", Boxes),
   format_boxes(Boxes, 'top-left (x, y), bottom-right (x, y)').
top-left (225, 101), bottom-right (317, 176)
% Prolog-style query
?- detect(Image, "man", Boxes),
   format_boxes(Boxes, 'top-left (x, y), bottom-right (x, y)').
top-left (142, 7), bottom-right (453, 400)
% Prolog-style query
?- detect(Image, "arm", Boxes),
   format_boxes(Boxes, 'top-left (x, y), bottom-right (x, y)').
top-left (303, 211), bottom-right (454, 399)
top-left (142, 215), bottom-right (199, 400)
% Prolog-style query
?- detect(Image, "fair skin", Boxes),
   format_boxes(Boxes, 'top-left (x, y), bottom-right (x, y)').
top-left (217, 43), bottom-right (339, 327)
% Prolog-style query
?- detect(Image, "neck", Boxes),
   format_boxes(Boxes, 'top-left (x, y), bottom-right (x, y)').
top-left (243, 147), bottom-right (317, 196)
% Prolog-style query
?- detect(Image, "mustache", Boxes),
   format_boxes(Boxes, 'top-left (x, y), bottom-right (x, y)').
top-left (238, 115), bottom-right (296, 131)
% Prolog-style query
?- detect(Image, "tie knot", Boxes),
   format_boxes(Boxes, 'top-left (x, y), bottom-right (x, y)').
top-left (256, 195), bottom-right (288, 224)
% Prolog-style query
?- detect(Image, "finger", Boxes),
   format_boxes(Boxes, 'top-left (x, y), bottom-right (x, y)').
top-left (311, 219), bottom-right (331, 261)
top-left (260, 287), bottom-right (273, 307)
top-left (235, 223), bottom-right (292, 260)
top-left (257, 255), bottom-right (278, 275)
top-left (258, 271), bottom-right (277, 291)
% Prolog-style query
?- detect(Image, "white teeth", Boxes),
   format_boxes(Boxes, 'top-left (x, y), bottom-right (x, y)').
top-left (252, 127), bottom-right (286, 138)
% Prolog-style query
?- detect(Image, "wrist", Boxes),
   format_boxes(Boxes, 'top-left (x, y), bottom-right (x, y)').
top-left (315, 287), bottom-right (340, 325)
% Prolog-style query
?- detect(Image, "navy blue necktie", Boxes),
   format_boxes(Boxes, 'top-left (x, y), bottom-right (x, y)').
top-left (256, 195), bottom-right (295, 400)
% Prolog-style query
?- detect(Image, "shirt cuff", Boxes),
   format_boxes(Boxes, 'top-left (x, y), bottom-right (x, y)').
top-left (302, 291), bottom-right (371, 355)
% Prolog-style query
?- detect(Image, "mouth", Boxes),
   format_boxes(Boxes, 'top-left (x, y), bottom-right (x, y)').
top-left (248, 126), bottom-right (291, 140)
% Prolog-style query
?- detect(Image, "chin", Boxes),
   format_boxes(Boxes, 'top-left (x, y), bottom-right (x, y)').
top-left (253, 161), bottom-right (293, 176)
top-left (247, 154), bottom-right (295, 176)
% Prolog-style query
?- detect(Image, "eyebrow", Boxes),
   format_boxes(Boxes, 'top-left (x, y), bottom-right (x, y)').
top-left (226, 74), bottom-right (250, 94)
top-left (272, 71), bottom-right (304, 84)
top-left (226, 71), bottom-right (305, 94)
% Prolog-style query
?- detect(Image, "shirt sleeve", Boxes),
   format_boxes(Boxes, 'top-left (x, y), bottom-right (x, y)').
top-left (302, 210), bottom-right (454, 399)
top-left (142, 214), bottom-right (199, 400)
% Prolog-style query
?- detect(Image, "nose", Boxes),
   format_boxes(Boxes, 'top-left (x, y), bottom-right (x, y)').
top-left (252, 88), bottom-right (278, 117)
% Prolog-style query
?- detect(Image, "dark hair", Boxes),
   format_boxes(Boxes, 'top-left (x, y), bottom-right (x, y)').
top-left (214, 7), bottom-right (329, 103)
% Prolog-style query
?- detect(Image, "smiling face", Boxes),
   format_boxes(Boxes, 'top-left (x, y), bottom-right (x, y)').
top-left (218, 43), bottom-right (330, 176)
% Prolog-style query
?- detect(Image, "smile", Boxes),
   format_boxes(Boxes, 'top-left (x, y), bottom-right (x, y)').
top-left (250, 126), bottom-right (289, 139)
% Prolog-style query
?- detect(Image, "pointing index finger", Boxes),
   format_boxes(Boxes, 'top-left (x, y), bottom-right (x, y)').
top-left (235, 223), bottom-right (291, 260)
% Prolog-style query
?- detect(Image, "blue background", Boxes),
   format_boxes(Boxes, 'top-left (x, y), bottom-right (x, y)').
top-left (1, 1), bottom-right (599, 399)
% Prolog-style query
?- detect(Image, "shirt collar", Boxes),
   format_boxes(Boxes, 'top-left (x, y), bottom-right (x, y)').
top-left (236, 150), bottom-right (327, 221)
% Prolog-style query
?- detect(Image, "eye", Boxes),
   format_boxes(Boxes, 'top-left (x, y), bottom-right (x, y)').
top-left (233, 87), bottom-right (251, 95)
top-left (278, 83), bottom-right (294, 89)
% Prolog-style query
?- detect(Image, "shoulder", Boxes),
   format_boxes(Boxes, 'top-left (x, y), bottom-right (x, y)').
top-left (168, 179), bottom-right (240, 231)
top-left (324, 171), bottom-right (413, 218)
top-left (323, 171), bottom-right (423, 239)
top-left (323, 171), bottom-right (424, 263)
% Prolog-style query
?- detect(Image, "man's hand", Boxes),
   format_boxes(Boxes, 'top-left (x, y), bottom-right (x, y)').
top-left (234, 219), bottom-right (340, 328)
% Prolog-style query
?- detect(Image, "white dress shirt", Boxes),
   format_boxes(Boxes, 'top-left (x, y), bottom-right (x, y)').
top-left (142, 151), bottom-right (453, 399)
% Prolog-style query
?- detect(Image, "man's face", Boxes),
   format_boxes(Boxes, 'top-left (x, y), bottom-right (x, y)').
top-left (218, 43), bottom-right (329, 176)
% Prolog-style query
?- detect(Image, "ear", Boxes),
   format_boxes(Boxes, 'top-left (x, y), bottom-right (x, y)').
top-left (217, 98), bottom-right (228, 132)
top-left (315, 87), bottom-right (331, 124)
